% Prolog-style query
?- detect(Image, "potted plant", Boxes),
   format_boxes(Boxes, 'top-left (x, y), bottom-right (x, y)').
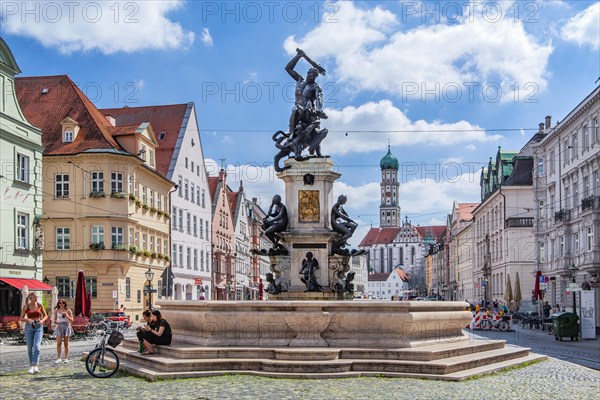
top-left (89, 191), bottom-right (105, 198)
top-left (89, 243), bottom-right (105, 251)
top-left (129, 245), bottom-right (138, 254)
top-left (112, 244), bottom-right (127, 251)
top-left (111, 191), bottom-right (126, 199)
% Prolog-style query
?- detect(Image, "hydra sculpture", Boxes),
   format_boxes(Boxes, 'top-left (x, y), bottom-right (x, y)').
top-left (273, 48), bottom-right (329, 172)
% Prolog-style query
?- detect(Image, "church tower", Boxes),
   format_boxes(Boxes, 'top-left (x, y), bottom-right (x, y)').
top-left (379, 145), bottom-right (400, 227)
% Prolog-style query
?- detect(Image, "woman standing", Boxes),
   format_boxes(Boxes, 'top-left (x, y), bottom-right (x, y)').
top-left (52, 300), bottom-right (74, 363)
top-left (20, 293), bottom-right (48, 374)
top-left (141, 310), bottom-right (172, 354)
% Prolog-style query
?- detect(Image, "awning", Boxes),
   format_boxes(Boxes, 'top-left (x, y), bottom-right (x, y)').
top-left (0, 278), bottom-right (54, 291)
top-left (215, 279), bottom-right (226, 290)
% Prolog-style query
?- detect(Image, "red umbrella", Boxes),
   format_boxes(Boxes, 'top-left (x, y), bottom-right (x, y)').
top-left (74, 271), bottom-right (91, 318)
top-left (533, 270), bottom-right (543, 302)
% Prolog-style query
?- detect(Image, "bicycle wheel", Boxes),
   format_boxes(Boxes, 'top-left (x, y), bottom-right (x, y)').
top-left (497, 321), bottom-right (509, 331)
top-left (86, 347), bottom-right (120, 378)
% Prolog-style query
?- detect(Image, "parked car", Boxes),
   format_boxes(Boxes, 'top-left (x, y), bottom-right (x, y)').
top-left (90, 310), bottom-right (131, 328)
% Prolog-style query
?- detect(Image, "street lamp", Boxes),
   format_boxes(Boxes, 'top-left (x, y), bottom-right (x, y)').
top-left (568, 263), bottom-right (579, 314)
top-left (145, 267), bottom-right (155, 310)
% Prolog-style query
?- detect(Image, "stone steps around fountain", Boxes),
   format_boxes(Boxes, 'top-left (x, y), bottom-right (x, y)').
top-left (121, 336), bottom-right (505, 362)
top-left (115, 339), bottom-right (545, 379)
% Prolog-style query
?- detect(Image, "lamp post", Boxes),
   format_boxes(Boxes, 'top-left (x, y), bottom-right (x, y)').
top-left (569, 263), bottom-right (579, 314)
top-left (145, 267), bottom-right (155, 310)
top-left (166, 185), bottom-right (178, 300)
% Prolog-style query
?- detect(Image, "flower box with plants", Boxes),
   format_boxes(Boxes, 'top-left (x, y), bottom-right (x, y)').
top-left (111, 191), bottom-right (127, 199)
top-left (89, 191), bottom-right (105, 198)
top-left (151, 252), bottom-right (158, 259)
top-left (157, 210), bottom-right (165, 217)
top-left (89, 243), bottom-right (105, 251)
top-left (112, 244), bottom-right (128, 251)
top-left (163, 255), bottom-right (170, 262)
top-left (163, 213), bottom-right (170, 219)
top-left (135, 200), bottom-right (142, 208)
top-left (149, 206), bottom-right (158, 213)
top-left (136, 250), bottom-right (144, 256)
top-left (143, 250), bottom-right (151, 257)
top-left (142, 204), bottom-right (149, 211)
top-left (129, 194), bottom-right (136, 201)
top-left (129, 245), bottom-right (138, 254)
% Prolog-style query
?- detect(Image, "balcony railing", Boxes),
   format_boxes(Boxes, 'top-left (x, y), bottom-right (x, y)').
top-left (505, 217), bottom-right (534, 228)
top-left (554, 209), bottom-right (571, 222)
top-left (581, 195), bottom-right (599, 212)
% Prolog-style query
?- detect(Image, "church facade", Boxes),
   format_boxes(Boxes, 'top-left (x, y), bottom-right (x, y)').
top-left (358, 146), bottom-right (445, 296)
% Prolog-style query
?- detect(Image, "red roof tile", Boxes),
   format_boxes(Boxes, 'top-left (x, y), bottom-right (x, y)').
top-left (16, 75), bottom-right (123, 155)
top-left (395, 268), bottom-right (409, 282)
top-left (358, 227), bottom-right (400, 247)
top-left (228, 191), bottom-right (239, 218)
top-left (415, 226), bottom-right (446, 242)
top-left (367, 272), bottom-right (390, 281)
top-left (99, 104), bottom-right (189, 177)
top-left (457, 203), bottom-right (478, 222)
top-left (207, 176), bottom-right (219, 201)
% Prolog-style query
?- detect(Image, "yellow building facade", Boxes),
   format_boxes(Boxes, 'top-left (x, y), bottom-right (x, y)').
top-left (16, 76), bottom-right (173, 322)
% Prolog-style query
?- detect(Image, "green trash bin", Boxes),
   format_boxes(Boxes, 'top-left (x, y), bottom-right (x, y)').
top-left (552, 312), bottom-right (579, 341)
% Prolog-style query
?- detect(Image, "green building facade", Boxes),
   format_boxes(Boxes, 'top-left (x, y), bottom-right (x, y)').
top-left (0, 38), bottom-right (44, 315)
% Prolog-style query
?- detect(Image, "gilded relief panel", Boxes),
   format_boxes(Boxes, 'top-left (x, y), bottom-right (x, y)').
top-left (298, 190), bottom-right (320, 222)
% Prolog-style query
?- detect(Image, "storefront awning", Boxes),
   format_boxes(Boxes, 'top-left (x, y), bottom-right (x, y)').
top-left (215, 279), bottom-right (227, 290)
top-left (0, 278), bottom-right (54, 291)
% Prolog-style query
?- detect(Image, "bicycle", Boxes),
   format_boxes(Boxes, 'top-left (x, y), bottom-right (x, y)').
top-left (85, 321), bottom-right (124, 378)
top-left (480, 315), bottom-right (510, 331)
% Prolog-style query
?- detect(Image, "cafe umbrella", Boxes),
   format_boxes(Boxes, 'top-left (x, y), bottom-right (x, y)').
top-left (504, 273), bottom-right (514, 309)
top-left (74, 271), bottom-right (91, 318)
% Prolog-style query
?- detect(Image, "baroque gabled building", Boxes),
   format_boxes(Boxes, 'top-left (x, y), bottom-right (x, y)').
top-left (16, 75), bottom-right (173, 321)
top-left (100, 103), bottom-right (213, 301)
top-left (208, 171), bottom-right (235, 300)
top-left (472, 144), bottom-right (537, 309)
top-left (0, 38), bottom-right (48, 316)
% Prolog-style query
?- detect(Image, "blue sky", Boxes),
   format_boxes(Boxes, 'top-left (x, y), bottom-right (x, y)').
top-left (2, 0), bottom-right (599, 245)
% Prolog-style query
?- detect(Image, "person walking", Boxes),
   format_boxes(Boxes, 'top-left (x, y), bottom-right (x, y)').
top-left (52, 299), bottom-right (74, 363)
top-left (20, 293), bottom-right (48, 374)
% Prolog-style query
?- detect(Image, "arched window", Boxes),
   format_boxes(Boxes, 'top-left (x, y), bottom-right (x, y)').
top-left (388, 247), bottom-right (393, 272)
top-left (399, 247), bottom-right (403, 264)
top-left (379, 248), bottom-right (385, 272)
top-left (411, 247), bottom-right (416, 265)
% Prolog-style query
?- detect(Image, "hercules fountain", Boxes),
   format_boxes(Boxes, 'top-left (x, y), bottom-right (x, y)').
top-left (116, 50), bottom-right (545, 380)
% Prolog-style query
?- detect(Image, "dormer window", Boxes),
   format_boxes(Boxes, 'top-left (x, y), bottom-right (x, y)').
top-left (60, 117), bottom-right (80, 143)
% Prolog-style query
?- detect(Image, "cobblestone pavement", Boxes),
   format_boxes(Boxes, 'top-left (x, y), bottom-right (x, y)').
top-left (0, 357), bottom-right (598, 400)
top-left (471, 324), bottom-right (600, 370)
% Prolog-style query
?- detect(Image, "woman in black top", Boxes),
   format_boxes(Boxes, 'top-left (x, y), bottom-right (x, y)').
top-left (141, 310), bottom-right (172, 354)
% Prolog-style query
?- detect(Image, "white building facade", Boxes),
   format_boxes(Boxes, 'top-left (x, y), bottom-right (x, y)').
top-left (532, 87), bottom-right (600, 334)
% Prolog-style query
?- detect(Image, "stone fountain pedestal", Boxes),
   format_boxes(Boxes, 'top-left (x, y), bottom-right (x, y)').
top-left (114, 300), bottom-right (546, 380)
top-left (266, 157), bottom-right (353, 298)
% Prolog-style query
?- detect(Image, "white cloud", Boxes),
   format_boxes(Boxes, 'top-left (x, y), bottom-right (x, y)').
top-left (284, 1), bottom-right (552, 100)
top-left (466, 144), bottom-right (477, 151)
top-left (201, 28), bottom-right (214, 47)
top-left (561, 3), bottom-right (600, 49)
top-left (0, 1), bottom-right (194, 54)
top-left (322, 99), bottom-right (500, 155)
top-left (399, 172), bottom-right (480, 218)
